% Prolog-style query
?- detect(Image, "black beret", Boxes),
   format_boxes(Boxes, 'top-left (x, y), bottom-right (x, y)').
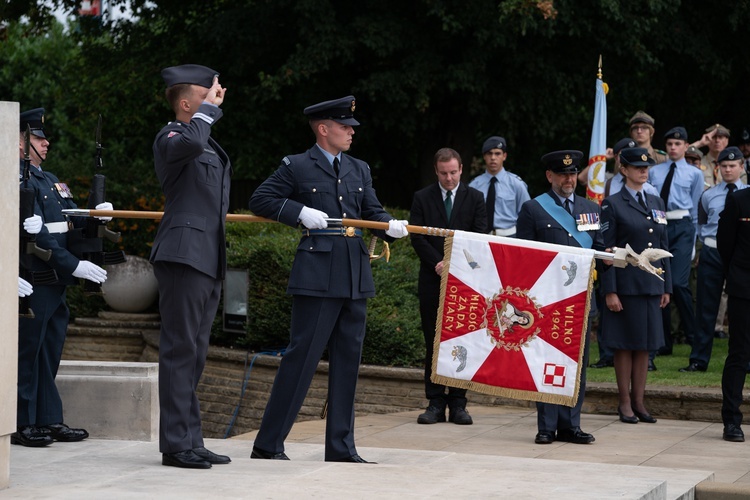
top-left (304, 95), bottom-right (359, 126)
top-left (613, 137), bottom-right (637, 155)
top-left (161, 64), bottom-right (218, 88)
top-left (482, 136), bottom-right (506, 154)
top-left (541, 150), bottom-right (583, 173)
top-left (739, 127), bottom-right (750, 145)
top-left (664, 126), bottom-right (688, 142)
top-left (718, 146), bottom-right (744, 163)
top-left (20, 108), bottom-right (46, 138)
top-left (619, 147), bottom-right (655, 167)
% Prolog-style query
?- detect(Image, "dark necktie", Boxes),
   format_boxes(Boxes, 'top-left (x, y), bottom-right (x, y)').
top-left (564, 198), bottom-right (573, 215)
top-left (333, 157), bottom-right (340, 177)
top-left (486, 176), bottom-right (497, 230)
top-left (660, 162), bottom-right (676, 206)
top-left (727, 183), bottom-right (737, 194)
top-left (637, 191), bottom-right (648, 211)
top-left (445, 189), bottom-right (453, 220)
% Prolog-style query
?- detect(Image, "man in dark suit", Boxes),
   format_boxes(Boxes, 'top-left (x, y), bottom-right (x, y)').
top-left (517, 150), bottom-right (604, 445)
top-left (150, 65), bottom-right (232, 469)
top-left (249, 96), bottom-right (409, 463)
top-left (717, 183), bottom-right (750, 442)
top-left (410, 147), bottom-right (487, 425)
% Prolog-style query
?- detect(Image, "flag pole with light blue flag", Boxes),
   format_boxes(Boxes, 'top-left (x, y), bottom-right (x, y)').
top-left (586, 55), bottom-right (608, 203)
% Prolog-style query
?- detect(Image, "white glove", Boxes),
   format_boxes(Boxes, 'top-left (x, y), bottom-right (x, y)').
top-left (23, 214), bottom-right (43, 234)
top-left (386, 219), bottom-right (409, 238)
top-left (95, 202), bottom-right (113, 221)
top-left (18, 277), bottom-right (33, 297)
top-left (299, 207), bottom-right (329, 229)
top-left (73, 260), bottom-right (107, 284)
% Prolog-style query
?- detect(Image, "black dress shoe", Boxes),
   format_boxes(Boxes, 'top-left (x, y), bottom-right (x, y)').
top-left (11, 426), bottom-right (53, 447)
top-left (590, 359), bottom-right (614, 369)
top-left (162, 450), bottom-right (211, 469)
top-left (715, 330), bottom-right (728, 339)
top-left (251, 446), bottom-right (290, 460)
top-left (556, 427), bottom-right (595, 444)
top-left (631, 408), bottom-right (657, 423)
top-left (723, 424), bottom-right (745, 442)
top-left (534, 431), bottom-right (555, 444)
top-left (648, 360), bottom-right (657, 371)
top-left (679, 363), bottom-right (707, 373)
top-left (193, 446), bottom-right (231, 464)
top-left (42, 423), bottom-right (89, 442)
top-left (618, 409), bottom-right (638, 424)
top-left (656, 347), bottom-right (672, 356)
top-left (448, 407), bottom-right (473, 425)
top-left (417, 405), bottom-right (446, 424)
top-left (328, 454), bottom-right (376, 464)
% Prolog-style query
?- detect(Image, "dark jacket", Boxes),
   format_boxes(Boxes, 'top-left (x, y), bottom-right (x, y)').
top-left (718, 188), bottom-right (750, 300)
top-left (249, 145), bottom-right (393, 299)
top-left (150, 103), bottom-right (232, 280)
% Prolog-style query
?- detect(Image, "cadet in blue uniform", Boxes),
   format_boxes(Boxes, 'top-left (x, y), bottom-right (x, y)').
top-left (151, 65), bottom-right (232, 469)
top-left (469, 136), bottom-right (530, 237)
top-left (648, 127), bottom-right (703, 354)
top-left (600, 148), bottom-right (672, 424)
top-left (410, 147), bottom-right (486, 425)
top-left (15, 108), bottom-right (108, 447)
top-left (682, 147), bottom-right (747, 373)
top-left (717, 178), bottom-right (750, 442)
top-left (517, 150), bottom-right (603, 445)
top-left (250, 96), bottom-right (409, 463)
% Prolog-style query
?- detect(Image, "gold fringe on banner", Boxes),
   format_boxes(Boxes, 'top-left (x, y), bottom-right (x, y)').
top-left (429, 235), bottom-right (596, 408)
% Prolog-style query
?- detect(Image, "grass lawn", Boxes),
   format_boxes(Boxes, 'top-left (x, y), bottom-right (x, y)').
top-left (586, 338), bottom-right (729, 388)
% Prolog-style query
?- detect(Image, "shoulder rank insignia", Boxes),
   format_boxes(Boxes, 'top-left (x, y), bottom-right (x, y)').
top-left (282, 157), bottom-right (291, 166)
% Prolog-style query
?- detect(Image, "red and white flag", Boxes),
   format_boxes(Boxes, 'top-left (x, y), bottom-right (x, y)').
top-left (432, 231), bottom-right (595, 407)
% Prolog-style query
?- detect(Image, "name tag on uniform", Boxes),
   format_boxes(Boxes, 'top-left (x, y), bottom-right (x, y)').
top-left (576, 213), bottom-right (600, 231)
top-left (652, 209), bottom-right (667, 224)
top-left (55, 182), bottom-right (72, 198)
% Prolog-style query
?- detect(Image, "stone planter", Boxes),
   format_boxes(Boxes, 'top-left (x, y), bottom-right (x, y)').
top-left (102, 255), bottom-right (158, 313)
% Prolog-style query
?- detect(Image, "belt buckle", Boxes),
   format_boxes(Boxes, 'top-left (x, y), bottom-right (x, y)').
top-left (344, 226), bottom-right (356, 237)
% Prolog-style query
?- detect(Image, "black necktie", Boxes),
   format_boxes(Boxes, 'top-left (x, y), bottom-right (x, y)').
top-left (727, 183), bottom-right (737, 194)
top-left (333, 157), bottom-right (340, 177)
top-left (486, 176), bottom-right (497, 230)
top-left (445, 190), bottom-right (453, 220)
top-left (564, 198), bottom-right (573, 215)
top-left (660, 163), bottom-right (676, 206)
top-left (637, 191), bottom-right (648, 211)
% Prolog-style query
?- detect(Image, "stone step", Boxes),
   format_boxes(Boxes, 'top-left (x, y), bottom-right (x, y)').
top-left (72, 317), bottom-right (161, 330)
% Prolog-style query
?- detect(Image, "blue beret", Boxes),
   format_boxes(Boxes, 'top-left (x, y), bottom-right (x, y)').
top-left (718, 146), bottom-right (744, 163)
top-left (161, 64), bottom-right (218, 88)
top-left (20, 108), bottom-right (46, 138)
top-left (304, 95), bottom-right (359, 126)
top-left (664, 126), bottom-right (688, 142)
top-left (619, 147), bottom-right (655, 167)
top-left (613, 137), bottom-right (637, 155)
top-left (541, 150), bottom-right (583, 173)
top-left (482, 136), bottom-right (506, 154)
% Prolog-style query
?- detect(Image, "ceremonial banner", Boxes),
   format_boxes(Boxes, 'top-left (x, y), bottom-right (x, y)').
top-left (586, 70), bottom-right (608, 203)
top-left (431, 231), bottom-right (595, 407)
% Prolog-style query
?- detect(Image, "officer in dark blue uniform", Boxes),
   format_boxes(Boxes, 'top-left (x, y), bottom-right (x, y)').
top-left (15, 108), bottom-right (108, 447)
top-left (249, 96), bottom-right (409, 463)
top-left (717, 163), bottom-right (750, 442)
top-left (150, 65), bottom-right (233, 469)
top-left (600, 147), bottom-right (672, 424)
top-left (517, 150), bottom-right (604, 445)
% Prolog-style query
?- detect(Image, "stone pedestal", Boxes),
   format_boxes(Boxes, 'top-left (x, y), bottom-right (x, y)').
top-left (0, 102), bottom-right (20, 491)
top-left (56, 361), bottom-right (159, 441)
